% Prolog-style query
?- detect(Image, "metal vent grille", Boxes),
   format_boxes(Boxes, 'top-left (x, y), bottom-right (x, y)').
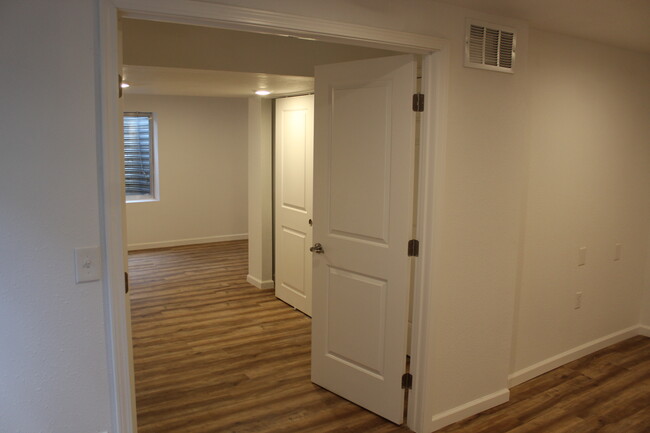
top-left (465, 20), bottom-right (516, 73)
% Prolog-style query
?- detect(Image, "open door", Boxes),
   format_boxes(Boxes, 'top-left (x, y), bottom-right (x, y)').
top-left (274, 95), bottom-right (314, 316)
top-left (311, 55), bottom-right (417, 424)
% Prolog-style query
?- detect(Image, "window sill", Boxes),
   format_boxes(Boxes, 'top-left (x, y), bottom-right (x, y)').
top-left (126, 196), bottom-right (158, 204)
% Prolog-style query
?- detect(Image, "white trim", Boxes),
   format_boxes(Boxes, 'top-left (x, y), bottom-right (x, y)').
top-left (97, 1), bottom-right (137, 432)
top-left (508, 325), bottom-right (641, 387)
top-left (125, 196), bottom-right (157, 203)
top-left (407, 49), bottom-right (451, 433)
top-left (426, 389), bottom-right (510, 432)
top-left (100, 2), bottom-right (450, 432)
top-left (246, 275), bottom-right (275, 290)
top-left (128, 233), bottom-right (248, 251)
top-left (639, 325), bottom-right (650, 337)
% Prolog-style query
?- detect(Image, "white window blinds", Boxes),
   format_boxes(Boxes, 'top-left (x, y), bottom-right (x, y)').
top-left (123, 112), bottom-right (155, 199)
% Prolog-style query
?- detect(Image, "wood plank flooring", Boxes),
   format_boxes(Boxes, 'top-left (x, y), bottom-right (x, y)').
top-left (129, 241), bottom-right (650, 433)
top-left (436, 335), bottom-right (650, 433)
top-left (128, 240), bottom-right (411, 433)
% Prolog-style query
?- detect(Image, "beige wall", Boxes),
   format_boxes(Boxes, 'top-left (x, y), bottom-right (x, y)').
top-left (124, 94), bottom-right (249, 249)
top-left (511, 29), bottom-right (650, 377)
top-left (419, 6), bottom-right (531, 428)
top-left (0, 1), bottom-right (112, 431)
top-left (3, 0), bottom-right (649, 432)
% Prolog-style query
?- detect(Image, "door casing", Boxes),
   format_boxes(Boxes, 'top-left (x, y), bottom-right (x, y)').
top-left (97, 1), bottom-right (450, 432)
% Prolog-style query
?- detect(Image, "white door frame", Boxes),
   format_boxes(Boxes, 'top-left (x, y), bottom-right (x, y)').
top-left (97, 1), bottom-right (450, 432)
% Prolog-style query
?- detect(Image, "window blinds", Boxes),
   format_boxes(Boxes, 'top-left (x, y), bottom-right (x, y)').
top-left (123, 113), bottom-right (154, 197)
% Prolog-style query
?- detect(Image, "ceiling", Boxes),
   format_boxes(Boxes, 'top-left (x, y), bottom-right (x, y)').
top-left (437, 0), bottom-right (650, 54)
top-left (122, 65), bottom-right (314, 98)
top-left (121, 19), bottom-right (398, 98)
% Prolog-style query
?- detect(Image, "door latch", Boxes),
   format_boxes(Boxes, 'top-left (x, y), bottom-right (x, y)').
top-left (310, 243), bottom-right (324, 254)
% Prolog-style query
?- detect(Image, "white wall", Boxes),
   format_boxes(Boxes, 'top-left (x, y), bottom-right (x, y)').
top-left (3, 1), bottom-right (649, 433)
top-left (414, 4), bottom-right (533, 430)
top-left (510, 29), bottom-right (650, 382)
top-left (123, 94), bottom-right (248, 249)
top-left (0, 1), bottom-right (112, 432)
top-left (246, 97), bottom-right (274, 289)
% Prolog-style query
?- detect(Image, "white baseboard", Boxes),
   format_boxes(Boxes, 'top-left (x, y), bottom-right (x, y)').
top-left (508, 325), bottom-right (641, 387)
top-left (128, 233), bottom-right (248, 251)
top-left (424, 389), bottom-right (510, 433)
top-left (247, 274), bottom-right (275, 290)
top-left (639, 325), bottom-right (650, 337)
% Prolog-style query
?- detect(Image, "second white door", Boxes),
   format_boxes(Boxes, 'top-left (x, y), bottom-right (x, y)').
top-left (274, 95), bottom-right (314, 316)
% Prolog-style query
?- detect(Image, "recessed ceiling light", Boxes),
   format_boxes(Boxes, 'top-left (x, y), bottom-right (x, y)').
top-left (120, 82), bottom-right (130, 89)
top-left (255, 90), bottom-right (271, 96)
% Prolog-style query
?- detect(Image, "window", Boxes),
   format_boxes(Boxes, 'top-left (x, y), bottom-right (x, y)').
top-left (123, 112), bottom-right (158, 202)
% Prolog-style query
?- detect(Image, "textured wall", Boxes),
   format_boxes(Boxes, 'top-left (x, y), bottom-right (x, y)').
top-left (0, 1), bottom-right (112, 432)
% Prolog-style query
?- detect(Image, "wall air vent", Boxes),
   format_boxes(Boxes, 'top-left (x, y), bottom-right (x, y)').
top-left (465, 20), bottom-right (516, 73)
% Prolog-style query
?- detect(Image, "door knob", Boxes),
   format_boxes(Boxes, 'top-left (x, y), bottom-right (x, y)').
top-left (310, 243), bottom-right (324, 254)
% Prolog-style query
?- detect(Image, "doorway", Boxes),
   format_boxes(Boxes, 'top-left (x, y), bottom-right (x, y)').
top-left (121, 16), bottom-right (413, 429)
top-left (99, 3), bottom-right (447, 432)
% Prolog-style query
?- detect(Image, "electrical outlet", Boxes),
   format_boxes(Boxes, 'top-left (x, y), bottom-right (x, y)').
top-left (574, 292), bottom-right (583, 310)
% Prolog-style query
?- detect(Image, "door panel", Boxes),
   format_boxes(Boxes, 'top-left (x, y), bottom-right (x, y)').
top-left (274, 95), bottom-right (314, 316)
top-left (311, 55), bottom-right (417, 424)
top-left (327, 267), bottom-right (387, 375)
top-left (329, 84), bottom-right (392, 243)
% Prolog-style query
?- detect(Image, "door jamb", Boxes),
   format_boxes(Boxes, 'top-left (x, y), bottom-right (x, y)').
top-left (97, 1), bottom-right (449, 432)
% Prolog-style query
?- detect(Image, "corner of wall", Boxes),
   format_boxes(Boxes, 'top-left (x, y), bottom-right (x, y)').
top-left (424, 389), bottom-right (510, 432)
top-left (247, 97), bottom-right (274, 287)
top-left (640, 231), bottom-right (650, 333)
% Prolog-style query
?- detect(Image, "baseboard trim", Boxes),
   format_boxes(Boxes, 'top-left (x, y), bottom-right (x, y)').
top-left (638, 325), bottom-right (650, 337)
top-left (247, 274), bottom-right (275, 290)
top-left (425, 389), bottom-right (510, 432)
top-left (128, 233), bottom-right (248, 251)
top-left (508, 325), bottom-right (641, 387)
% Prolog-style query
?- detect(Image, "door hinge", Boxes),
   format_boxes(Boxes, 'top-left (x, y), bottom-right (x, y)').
top-left (119, 74), bottom-right (123, 99)
top-left (124, 272), bottom-right (129, 294)
top-left (408, 239), bottom-right (419, 257)
top-left (402, 373), bottom-right (413, 389)
top-left (412, 93), bottom-right (424, 112)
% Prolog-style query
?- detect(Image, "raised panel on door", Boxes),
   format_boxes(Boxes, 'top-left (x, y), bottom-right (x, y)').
top-left (311, 55), bottom-right (416, 424)
top-left (329, 84), bottom-right (391, 244)
top-left (274, 95), bottom-right (314, 316)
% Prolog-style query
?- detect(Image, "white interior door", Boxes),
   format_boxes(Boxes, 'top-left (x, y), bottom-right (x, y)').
top-left (311, 55), bottom-right (417, 424)
top-left (274, 95), bottom-right (314, 316)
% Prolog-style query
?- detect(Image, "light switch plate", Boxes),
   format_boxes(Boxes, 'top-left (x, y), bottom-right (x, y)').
top-left (75, 247), bottom-right (102, 283)
top-left (578, 247), bottom-right (587, 266)
top-left (614, 243), bottom-right (622, 261)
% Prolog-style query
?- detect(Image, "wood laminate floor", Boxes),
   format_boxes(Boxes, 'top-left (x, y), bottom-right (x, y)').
top-left (129, 241), bottom-right (650, 433)
top-left (129, 240), bottom-right (411, 433)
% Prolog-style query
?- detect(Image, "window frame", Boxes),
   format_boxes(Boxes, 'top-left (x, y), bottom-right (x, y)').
top-left (123, 111), bottom-right (159, 203)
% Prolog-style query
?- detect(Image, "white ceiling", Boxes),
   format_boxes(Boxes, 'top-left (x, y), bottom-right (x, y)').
top-left (438, 0), bottom-right (650, 54)
top-left (122, 65), bottom-right (314, 98)
top-left (121, 19), bottom-right (397, 98)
